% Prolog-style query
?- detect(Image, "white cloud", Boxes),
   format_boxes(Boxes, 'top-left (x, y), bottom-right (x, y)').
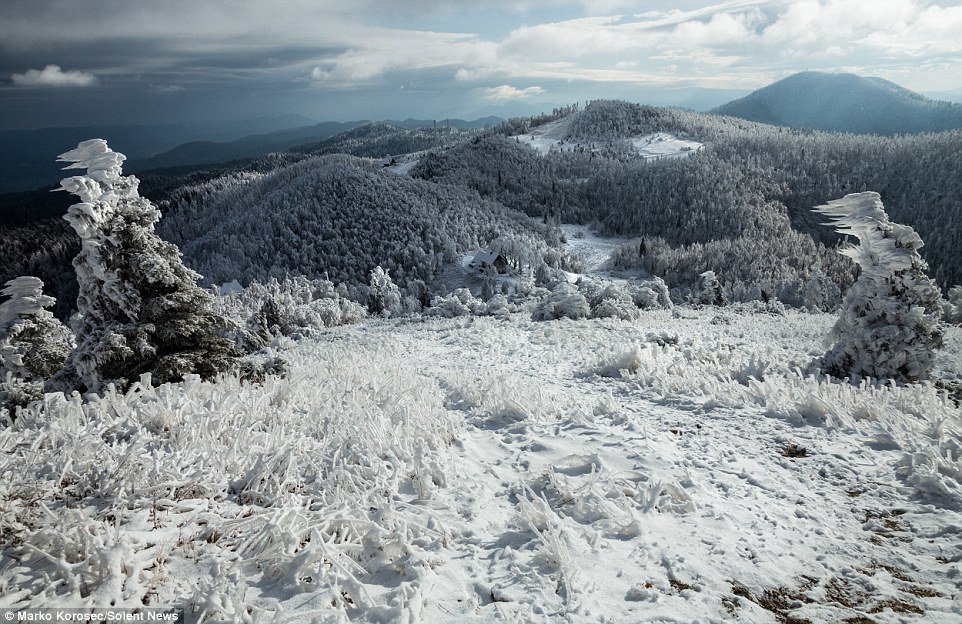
top-left (2, 1), bottom-right (961, 99)
top-left (477, 84), bottom-right (545, 101)
top-left (11, 64), bottom-right (96, 87)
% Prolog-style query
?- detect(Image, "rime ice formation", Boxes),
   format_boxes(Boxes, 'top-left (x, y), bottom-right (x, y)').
top-left (0, 276), bottom-right (56, 330)
top-left (367, 266), bottom-right (403, 317)
top-left (0, 277), bottom-right (72, 408)
top-left (696, 270), bottom-right (727, 306)
top-left (815, 192), bottom-right (943, 382)
top-left (56, 139), bottom-right (237, 392)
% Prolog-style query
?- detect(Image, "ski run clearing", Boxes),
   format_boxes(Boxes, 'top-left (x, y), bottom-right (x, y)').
top-left (2, 306), bottom-right (960, 623)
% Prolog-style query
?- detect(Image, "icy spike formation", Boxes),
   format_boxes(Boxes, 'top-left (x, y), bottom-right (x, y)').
top-left (56, 139), bottom-right (237, 392)
top-left (0, 276), bottom-right (72, 391)
top-left (815, 192), bottom-right (943, 382)
top-left (0, 277), bottom-right (55, 330)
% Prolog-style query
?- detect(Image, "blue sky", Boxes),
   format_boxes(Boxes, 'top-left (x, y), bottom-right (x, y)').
top-left (2, 0), bottom-right (961, 129)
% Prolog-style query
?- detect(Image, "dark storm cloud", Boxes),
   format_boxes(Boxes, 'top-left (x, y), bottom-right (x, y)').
top-left (1, 1), bottom-right (960, 129)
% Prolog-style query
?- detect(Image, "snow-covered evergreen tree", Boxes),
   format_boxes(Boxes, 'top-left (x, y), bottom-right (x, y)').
top-left (532, 283), bottom-right (590, 321)
top-left (943, 285), bottom-right (962, 325)
top-left (481, 266), bottom-right (498, 301)
top-left (0, 277), bottom-right (73, 408)
top-left (367, 266), bottom-right (402, 317)
top-left (55, 139), bottom-right (237, 392)
top-left (815, 192), bottom-right (943, 382)
top-left (696, 271), bottom-right (727, 306)
top-left (802, 265), bottom-right (842, 312)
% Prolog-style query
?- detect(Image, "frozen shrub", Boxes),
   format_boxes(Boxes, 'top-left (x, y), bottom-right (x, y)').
top-left (802, 265), bottom-right (842, 312)
top-left (695, 270), bottom-right (727, 306)
top-left (532, 283), bottom-right (590, 321)
top-left (483, 293), bottom-right (513, 318)
top-left (427, 288), bottom-right (479, 318)
top-left (628, 278), bottom-right (672, 309)
top-left (589, 284), bottom-right (639, 321)
top-left (368, 266), bottom-right (403, 317)
top-left (55, 140), bottom-right (237, 392)
top-left (815, 192), bottom-right (944, 382)
top-left (214, 276), bottom-right (365, 345)
top-left (0, 277), bottom-right (73, 409)
top-left (943, 286), bottom-right (962, 325)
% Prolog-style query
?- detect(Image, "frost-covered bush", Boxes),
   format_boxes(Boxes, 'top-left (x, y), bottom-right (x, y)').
top-left (213, 276), bottom-right (365, 346)
top-left (426, 288), bottom-right (519, 319)
top-left (588, 284), bottom-right (639, 321)
top-left (627, 278), bottom-right (672, 309)
top-left (943, 286), bottom-right (962, 325)
top-left (802, 265), bottom-right (842, 312)
top-left (0, 277), bottom-right (73, 409)
top-left (695, 270), bottom-right (727, 306)
top-left (368, 265), bottom-right (403, 317)
top-left (549, 277), bottom-right (672, 322)
top-left (55, 140), bottom-right (237, 392)
top-left (532, 283), bottom-right (590, 321)
top-left (816, 192), bottom-right (944, 382)
top-left (427, 288), bottom-right (483, 318)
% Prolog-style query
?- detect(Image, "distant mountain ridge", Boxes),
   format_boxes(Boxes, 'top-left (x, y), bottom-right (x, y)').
top-left (0, 116), bottom-right (504, 193)
top-left (132, 116), bottom-right (502, 171)
top-left (712, 71), bottom-right (962, 135)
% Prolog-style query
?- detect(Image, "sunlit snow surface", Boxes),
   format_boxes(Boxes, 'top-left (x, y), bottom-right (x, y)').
top-left (515, 115), bottom-right (702, 160)
top-left (2, 307), bottom-right (960, 622)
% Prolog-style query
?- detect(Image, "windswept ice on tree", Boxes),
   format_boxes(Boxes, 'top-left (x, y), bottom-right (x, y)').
top-left (0, 276), bottom-right (73, 408)
top-left (55, 139), bottom-right (237, 392)
top-left (815, 191), bottom-right (943, 382)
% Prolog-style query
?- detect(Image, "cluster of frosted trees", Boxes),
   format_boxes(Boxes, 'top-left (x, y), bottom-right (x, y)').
top-left (158, 155), bottom-right (564, 297)
top-left (414, 100), bottom-right (962, 297)
top-left (291, 121), bottom-right (462, 158)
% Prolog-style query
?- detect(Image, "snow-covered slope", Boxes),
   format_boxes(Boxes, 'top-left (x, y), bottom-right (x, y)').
top-left (515, 114), bottom-right (702, 160)
top-left (630, 132), bottom-right (702, 161)
top-left (2, 308), bottom-right (960, 621)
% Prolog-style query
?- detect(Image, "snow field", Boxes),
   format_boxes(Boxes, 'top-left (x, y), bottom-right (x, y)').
top-left (513, 113), bottom-right (702, 162)
top-left (2, 307), bottom-right (960, 622)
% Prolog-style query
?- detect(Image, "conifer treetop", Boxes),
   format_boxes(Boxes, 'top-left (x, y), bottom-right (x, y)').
top-left (0, 277), bottom-right (56, 331)
top-left (814, 191), bottom-right (926, 279)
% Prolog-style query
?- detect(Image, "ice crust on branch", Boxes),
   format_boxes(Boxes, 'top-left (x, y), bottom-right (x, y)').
top-left (0, 277), bottom-right (73, 409)
top-left (815, 192), bottom-right (943, 382)
top-left (0, 277), bottom-right (56, 330)
top-left (56, 139), bottom-right (236, 392)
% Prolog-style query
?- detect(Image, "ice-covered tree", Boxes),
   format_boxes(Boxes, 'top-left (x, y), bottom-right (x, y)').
top-left (55, 139), bottom-right (237, 392)
top-left (481, 266), bottom-right (498, 301)
top-left (802, 265), bottom-right (842, 312)
top-left (532, 283), bottom-right (590, 321)
top-left (696, 271), bottom-right (727, 306)
top-left (0, 277), bottom-right (73, 408)
top-left (815, 192), bottom-right (943, 382)
top-left (943, 285), bottom-right (962, 325)
top-left (367, 266), bottom-right (402, 317)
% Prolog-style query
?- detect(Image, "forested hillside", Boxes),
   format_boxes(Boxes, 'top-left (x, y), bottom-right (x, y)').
top-left (712, 72), bottom-right (962, 135)
top-left (3, 100), bottom-right (961, 318)
top-left (415, 100), bottom-right (962, 294)
top-left (158, 155), bottom-right (562, 292)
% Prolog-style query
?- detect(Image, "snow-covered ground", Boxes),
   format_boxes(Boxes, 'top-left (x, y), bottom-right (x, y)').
top-left (630, 132), bottom-right (703, 161)
top-left (514, 115), bottom-right (702, 161)
top-left (385, 159), bottom-right (419, 175)
top-left (2, 308), bottom-right (960, 622)
top-left (560, 224), bottom-right (632, 276)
